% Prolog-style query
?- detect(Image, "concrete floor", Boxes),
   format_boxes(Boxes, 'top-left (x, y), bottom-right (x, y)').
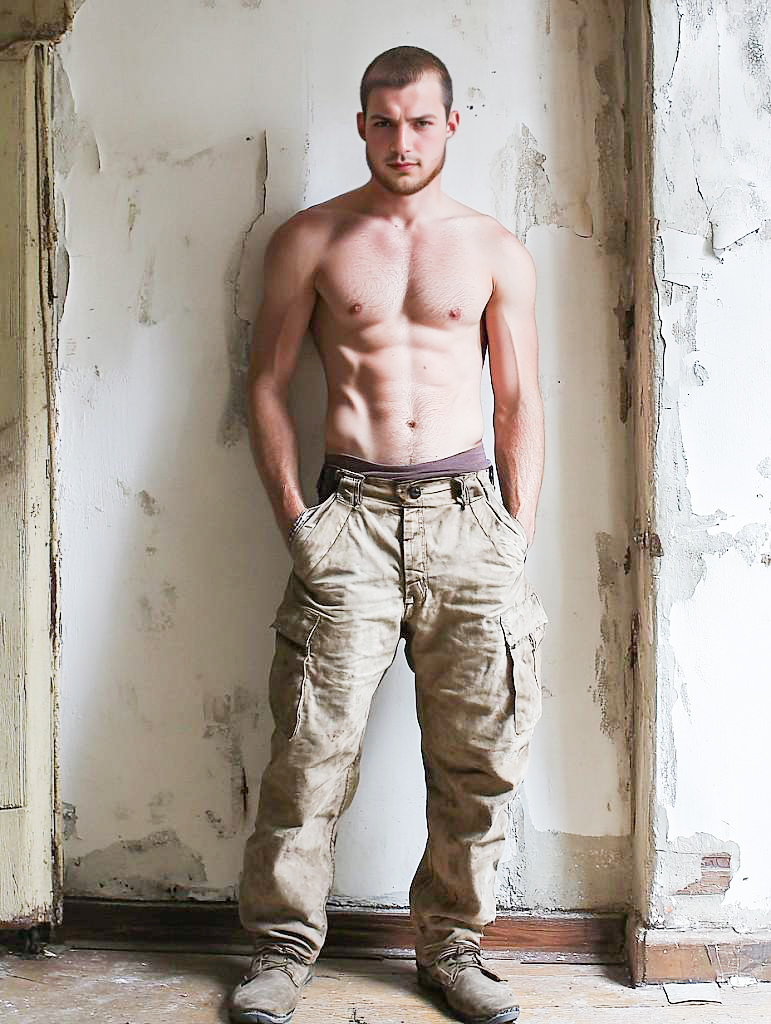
top-left (1, 946), bottom-right (770, 1022)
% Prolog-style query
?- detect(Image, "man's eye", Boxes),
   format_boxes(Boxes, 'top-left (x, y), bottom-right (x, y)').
top-left (374, 121), bottom-right (390, 127)
top-left (417, 121), bottom-right (432, 127)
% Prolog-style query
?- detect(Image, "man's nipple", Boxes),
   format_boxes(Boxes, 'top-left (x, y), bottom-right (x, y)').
top-left (449, 307), bottom-right (461, 320)
top-left (350, 302), bottom-right (363, 314)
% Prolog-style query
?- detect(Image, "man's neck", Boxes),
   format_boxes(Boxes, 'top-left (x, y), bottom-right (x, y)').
top-left (360, 176), bottom-right (447, 226)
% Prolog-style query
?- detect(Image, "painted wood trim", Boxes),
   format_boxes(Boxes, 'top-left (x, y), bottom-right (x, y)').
top-left (0, 40), bottom-right (59, 930)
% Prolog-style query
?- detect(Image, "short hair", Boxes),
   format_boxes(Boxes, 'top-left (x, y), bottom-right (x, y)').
top-left (360, 46), bottom-right (453, 119)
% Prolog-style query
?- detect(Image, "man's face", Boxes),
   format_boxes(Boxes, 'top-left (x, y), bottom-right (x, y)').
top-left (357, 73), bottom-right (458, 196)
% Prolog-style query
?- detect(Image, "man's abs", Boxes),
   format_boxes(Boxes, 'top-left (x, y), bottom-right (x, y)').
top-left (316, 326), bottom-right (487, 464)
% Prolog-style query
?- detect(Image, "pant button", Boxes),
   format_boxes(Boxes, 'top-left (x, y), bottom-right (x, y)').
top-left (408, 485), bottom-right (422, 498)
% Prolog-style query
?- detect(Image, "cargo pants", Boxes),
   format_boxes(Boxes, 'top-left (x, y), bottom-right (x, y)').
top-left (238, 468), bottom-right (548, 966)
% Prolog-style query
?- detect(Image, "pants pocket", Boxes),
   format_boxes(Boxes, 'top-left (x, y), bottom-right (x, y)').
top-left (268, 604), bottom-right (321, 739)
top-left (500, 608), bottom-right (547, 735)
top-left (289, 494), bottom-right (353, 578)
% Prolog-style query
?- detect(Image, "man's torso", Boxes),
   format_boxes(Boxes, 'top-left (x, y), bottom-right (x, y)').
top-left (301, 190), bottom-right (501, 465)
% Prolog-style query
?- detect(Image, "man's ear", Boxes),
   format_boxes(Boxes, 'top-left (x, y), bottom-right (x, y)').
top-left (446, 110), bottom-right (460, 139)
top-left (356, 111), bottom-right (366, 141)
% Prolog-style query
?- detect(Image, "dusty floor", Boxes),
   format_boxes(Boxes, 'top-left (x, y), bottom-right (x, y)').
top-left (1, 946), bottom-right (769, 1022)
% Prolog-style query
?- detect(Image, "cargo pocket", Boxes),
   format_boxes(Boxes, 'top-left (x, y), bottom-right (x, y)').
top-left (268, 604), bottom-right (320, 739)
top-left (500, 586), bottom-right (549, 735)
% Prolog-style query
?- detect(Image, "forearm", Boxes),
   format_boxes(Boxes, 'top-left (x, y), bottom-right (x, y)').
top-left (493, 395), bottom-right (545, 545)
top-left (247, 380), bottom-right (307, 542)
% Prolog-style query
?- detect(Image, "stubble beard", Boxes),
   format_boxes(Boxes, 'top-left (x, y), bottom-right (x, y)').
top-left (366, 144), bottom-right (447, 196)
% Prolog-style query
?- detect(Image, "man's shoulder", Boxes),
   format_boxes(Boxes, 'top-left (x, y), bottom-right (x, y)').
top-left (269, 190), bottom-right (363, 251)
top-left (448, 202), bottom-right (529, 251)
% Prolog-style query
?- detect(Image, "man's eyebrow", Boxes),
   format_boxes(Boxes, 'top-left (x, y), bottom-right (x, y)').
top-left (367, 113), bottom-right (437, 120)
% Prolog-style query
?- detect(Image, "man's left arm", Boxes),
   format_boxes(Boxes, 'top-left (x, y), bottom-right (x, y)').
top-left (484, 229), bottom-right (544, 548)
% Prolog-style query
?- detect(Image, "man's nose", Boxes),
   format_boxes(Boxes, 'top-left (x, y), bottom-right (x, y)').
top-left (391, 124), bottom-right (411, 154)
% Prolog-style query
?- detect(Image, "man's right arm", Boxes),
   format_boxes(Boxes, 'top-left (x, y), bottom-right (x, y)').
top-left (246, 213), bottom-right (323, 547)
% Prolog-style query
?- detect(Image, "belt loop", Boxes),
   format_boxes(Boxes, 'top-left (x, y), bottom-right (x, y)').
top-left (337, 469), bottom-right (365, 507)
top-left (452, 475), bottom-right (469, 509)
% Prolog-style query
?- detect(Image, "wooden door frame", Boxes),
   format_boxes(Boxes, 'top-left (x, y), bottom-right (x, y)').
top-left (0, 23), bottom-right (65, 932)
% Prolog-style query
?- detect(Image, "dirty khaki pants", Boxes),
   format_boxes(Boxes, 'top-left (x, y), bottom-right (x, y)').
top-left (238, 468), bottom-right (548, 966)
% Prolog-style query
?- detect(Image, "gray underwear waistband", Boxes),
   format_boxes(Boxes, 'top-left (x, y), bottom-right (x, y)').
top-left (323, 441), bottom-right (492, 481)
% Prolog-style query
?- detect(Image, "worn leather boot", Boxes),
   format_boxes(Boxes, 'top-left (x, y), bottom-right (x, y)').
top-left (228, 944), bottom-right (314, 1023)
top-left (416, 941), bottom-right (520, 1023)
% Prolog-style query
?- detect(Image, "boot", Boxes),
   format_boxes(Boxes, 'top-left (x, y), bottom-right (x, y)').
top-left (228, 944), bottom-right (314, 1023)
top-left (416, 941), bottom-right (520, 1023)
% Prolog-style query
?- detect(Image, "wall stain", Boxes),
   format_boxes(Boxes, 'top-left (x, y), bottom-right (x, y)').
top-left (127, 196), bottom-right (139, 234)
top-left (137, 582), bottom-right (176, 633)
top-left (219, 130), bottom-right (268, 447)
top-left (137, 252), bottom-right (158, 326)
top-left (202, 685), bottom-right (260, 835)
top-left (64, 829), bottom-right (207, 899)
top-left (593, 47), bottom-right (626, 256)
top-left (149, 789), bottom-right (174, 824)
top-left (593, 532), bottom-right (633, 798)
top-left (137, 489), bottom-right (160, 515)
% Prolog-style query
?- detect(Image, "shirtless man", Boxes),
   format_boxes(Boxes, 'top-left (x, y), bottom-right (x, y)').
top-left (229, 46), bottom-right (548, 1024)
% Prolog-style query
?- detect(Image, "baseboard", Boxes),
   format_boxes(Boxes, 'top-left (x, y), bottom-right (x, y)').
top-left (56, 898), bottom-right (626, 963)
top-left (627, 913), bottom-right (771, 984)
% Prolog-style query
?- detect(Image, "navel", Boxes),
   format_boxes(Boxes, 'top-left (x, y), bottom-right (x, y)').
top-left (349, 302), bottom-right (363, 314)
top-left (407, 419), bottom-right (417, 429)
top-left (449, 307), bottom-right (461, 320)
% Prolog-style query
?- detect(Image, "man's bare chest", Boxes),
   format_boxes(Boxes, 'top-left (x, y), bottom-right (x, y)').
top-left (315, 230), bottom-right (493, 330)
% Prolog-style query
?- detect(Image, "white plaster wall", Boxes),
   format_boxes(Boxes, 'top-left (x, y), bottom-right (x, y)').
top-left (54, 0), bottom-right (632, 911)
top-left (650, 0), bottom-right (771, 929)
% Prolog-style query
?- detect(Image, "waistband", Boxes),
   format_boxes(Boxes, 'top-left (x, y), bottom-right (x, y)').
top-left (319, 465), bottom-right (497, 509)
top-left (323, 441), bottom-right (491, 481)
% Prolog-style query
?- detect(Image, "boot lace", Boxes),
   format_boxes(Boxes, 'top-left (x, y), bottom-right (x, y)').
top-left (433, 941), bottom-right (485, 971)
top-left (245, 943), bottom-right (308, 985)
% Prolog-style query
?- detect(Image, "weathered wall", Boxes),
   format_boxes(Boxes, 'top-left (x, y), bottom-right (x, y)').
top-left (53, 0), bottom-right (633, 911)
top-left (648, 0), bottom-right (771, 930)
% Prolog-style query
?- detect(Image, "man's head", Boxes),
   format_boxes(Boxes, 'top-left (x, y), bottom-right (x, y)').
top-left (357, 46), bottom-right (458, 197)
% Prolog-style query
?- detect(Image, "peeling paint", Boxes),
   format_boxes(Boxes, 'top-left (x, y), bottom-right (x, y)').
top-left (492, 123), bottom-right (587, 243)
top-left (496, 793), bottom-right (631, 910)
top-left (650, 0), bottom-right (771, 932)
top-left (62, 802), bottom-right (79, 841)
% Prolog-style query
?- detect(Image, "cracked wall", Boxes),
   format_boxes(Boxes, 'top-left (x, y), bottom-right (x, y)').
top-left (648, 0), bottom-right (771, 931)
top-left (53, 0), bottom-right (633, 912)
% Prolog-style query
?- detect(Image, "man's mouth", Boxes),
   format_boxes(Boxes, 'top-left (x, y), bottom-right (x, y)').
top-left (388, 162), bottom-right (417, 169)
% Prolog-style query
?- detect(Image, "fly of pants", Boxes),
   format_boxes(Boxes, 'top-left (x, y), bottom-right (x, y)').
top-left (402, 475), bottom-right (472, 616)
top-left (401, 503), bottom-right (428, 614)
